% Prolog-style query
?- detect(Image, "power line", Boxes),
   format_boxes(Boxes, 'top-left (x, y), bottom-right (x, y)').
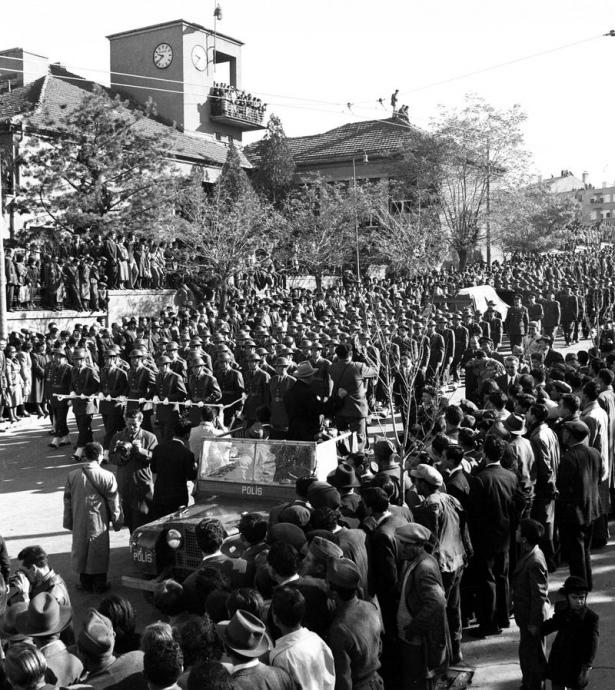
top-left (354, 33), bottom-right (605, 106)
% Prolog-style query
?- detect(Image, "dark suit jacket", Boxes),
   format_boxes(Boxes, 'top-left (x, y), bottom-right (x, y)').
top-left (231, 662), bottom-right (293, 690)
top-left (329, 360), bottom-right (378, 418)
top-left (367, 513), bottom-right (409, 628)
top-left (151, 439), bottom-right (198, 516)
top-left (556, 443), bottom-right (602, 526)
top-left (512, 546), bottom-right (549, 629)
top-left (469, 464), bottom-right (524, 554)
top-left (285, 380), bottom-right (324, 441)
top-left (444, 468), bottom-right (471, 511)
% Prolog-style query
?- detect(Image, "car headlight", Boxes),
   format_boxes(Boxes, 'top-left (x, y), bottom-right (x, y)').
top-left (166, 528), bottom-right (182, 550)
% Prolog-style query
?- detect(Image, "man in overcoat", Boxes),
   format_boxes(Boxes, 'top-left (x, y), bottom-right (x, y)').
top-left (63, 442), bottom-right (122, 592)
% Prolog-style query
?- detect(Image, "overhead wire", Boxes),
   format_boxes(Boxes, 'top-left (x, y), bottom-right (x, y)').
top-left (0, 30), bottom-right (611, 126)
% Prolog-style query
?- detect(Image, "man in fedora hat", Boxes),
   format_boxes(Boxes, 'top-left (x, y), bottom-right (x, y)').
top-left (14, 592), bottom-right (82, 687)
top-left (502, 413), bottom-right (536, 518)
top-left (542, 576), bottom-right (599, 690)
top-left (217, 609), bottom-right (293, 689)
top-left (284, 361), bottom-right (324, 442)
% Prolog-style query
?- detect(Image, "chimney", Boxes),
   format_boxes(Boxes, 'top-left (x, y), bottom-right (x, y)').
top-left (582, 171), bottom-right (589, 185)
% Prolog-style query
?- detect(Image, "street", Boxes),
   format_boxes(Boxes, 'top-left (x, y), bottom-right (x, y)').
top-left (1, 344), bottom-right (615, 688)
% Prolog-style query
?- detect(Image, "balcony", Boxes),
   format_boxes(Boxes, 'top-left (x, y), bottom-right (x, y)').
top-left (209, 86), bottom-right (266, 131)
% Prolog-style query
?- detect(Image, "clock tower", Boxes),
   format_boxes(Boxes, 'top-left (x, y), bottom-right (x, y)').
top-left (107, 19), bottom-right (263, 141)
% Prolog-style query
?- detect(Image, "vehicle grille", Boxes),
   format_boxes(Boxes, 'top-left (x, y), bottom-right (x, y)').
top-left (174, 526), bottom-right (203, 571)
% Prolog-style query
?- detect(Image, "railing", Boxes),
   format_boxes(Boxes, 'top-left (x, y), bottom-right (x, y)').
top-left (210, 96), bottom-right (265, 127)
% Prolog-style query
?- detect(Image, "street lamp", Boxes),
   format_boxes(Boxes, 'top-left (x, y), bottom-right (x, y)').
top-left (352, 151), bottom-right (369, 282)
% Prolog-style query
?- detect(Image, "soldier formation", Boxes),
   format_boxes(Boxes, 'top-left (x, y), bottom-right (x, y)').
top-left (1, 245), bottom-right (614, 689)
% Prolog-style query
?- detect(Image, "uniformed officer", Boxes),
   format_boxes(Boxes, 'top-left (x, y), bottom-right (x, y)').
top-left (154, 355), bottom-right (187, 440)
top-left (99, 347), bottom-right (129, 460)
top-left (126, 348), bottom-right (156, 431)
top-left (48, 349), bottom-right (73, 449)
top-left (69, 348), bottom-right (100, 461)
top-left (186, 356), bottom-right (222, 427)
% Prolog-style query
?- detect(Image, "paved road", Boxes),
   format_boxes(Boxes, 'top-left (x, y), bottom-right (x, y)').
top-left (1, 332), bottom-right (614, 688)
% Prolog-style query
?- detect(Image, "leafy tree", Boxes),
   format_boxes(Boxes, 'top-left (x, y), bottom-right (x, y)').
top-left (362, 181), bottom-right (444, 276)
top-left (280, 177), bottom-right (356, 288)
top-left (19, 84), bottom-right (174, 235)
top-left (218, 139), bottom-right (252, 203)
top-left (497, 184), bottom-right (582, 254)
top-left (430, 94), bottom-right (530, 270)
top-left (253, 114), bottom-right (296, 205)
top-left (169, 173), bottom-right (278, 310)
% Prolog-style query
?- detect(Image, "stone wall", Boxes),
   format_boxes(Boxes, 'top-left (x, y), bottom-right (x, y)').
top-left (5, 289), bottom-right (177, 334)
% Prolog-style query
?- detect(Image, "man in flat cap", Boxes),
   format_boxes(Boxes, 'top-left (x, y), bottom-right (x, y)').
top-left (396, 522), bottom-right (450, 689)
top-left (557, 420), bottom-right (602, 590)
top-left (411, 464), bottom-right (471, 664)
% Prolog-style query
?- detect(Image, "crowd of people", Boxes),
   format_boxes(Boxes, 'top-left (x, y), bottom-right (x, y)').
top-left (1, 245), bottom-right (615, 689)
top-left (4, 232), bottom-right (176, 311)
top-left (209, 83), bottom-right (267, 125)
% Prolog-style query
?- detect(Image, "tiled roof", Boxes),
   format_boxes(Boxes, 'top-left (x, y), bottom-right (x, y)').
top-left (0, 64), bottom-right (250, 168)
top-left (245, 117), bottom-right (420, 166)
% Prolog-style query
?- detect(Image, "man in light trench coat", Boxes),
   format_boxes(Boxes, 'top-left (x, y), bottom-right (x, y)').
top-left (63, 441), bottom-right (123, 593)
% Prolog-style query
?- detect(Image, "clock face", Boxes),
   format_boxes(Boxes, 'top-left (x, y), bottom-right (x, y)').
top-left (153, 43), bottom-right (173, 69)
top-left (191, 44), bottom-right (207, 71)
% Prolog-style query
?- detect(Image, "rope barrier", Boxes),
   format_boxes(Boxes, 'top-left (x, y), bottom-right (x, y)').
top-left (52, 393), bottom-right (243, 410)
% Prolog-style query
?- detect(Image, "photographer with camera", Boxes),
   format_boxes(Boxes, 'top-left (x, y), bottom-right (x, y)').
top-left (109, 409), bottom-right (158, 533)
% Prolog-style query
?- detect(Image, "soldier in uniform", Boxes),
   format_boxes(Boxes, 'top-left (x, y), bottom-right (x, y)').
top-left (99, 347), bottom-right (129, 461)
top-left (186, 356), bottom-right (222, 427)
top-left (49, 349), bottom-right (73, 448)
top-left (70, 348), bottom-right (100, 461)
top-left (483, 305), bottom-right (503, 351)
top-left (559, 284), bottom-right (579, 346)
top-left (216, 352), bottom-right (245, 428)
top-left (306, 341), bottom-right (332, 398)
top-left (126, 348), bottom-right (156, 432)
top-left (269, 356), bottom-right (296, 439)
top-left (154, 355), bottom-right (187, 440)
top-left (165, 341), bottom-right (187, 380)
top-left (450, 313), bottom-right (469, 384)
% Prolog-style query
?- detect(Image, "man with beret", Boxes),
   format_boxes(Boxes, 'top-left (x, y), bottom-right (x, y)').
top-left (395, 522), bottom-right (450, 689)
top-left (77, 608), bottom-right (144, 689)
top-left (69, 348), bottom-right (100, 461)
top-left (557, 420), bottom-right (602, 590)
top-left (411, 464), bottom-right (471, 664)
top-left (327, 558), bottom-right (384, 690)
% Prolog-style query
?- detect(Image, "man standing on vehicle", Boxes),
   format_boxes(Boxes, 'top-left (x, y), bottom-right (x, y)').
top-left (329, 343), bottom-right (378, 451)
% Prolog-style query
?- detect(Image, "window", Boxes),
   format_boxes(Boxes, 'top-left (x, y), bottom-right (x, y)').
top-left (590, 210), bottom-right (597, 220)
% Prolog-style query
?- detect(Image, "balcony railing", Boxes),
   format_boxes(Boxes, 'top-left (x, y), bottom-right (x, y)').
top-left (210, 88), bottom-right (266, 131)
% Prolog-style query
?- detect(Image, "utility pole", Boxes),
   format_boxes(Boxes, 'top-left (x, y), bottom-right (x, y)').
top-left (0, 155), bottom-right (7, 339)
top-left (485, 139), bottom-right (491, 266)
